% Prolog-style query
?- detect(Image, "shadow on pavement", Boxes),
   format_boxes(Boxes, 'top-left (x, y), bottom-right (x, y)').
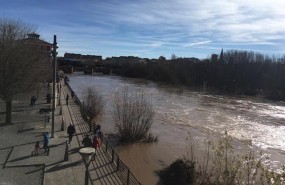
top-left (45, 159), bottom-right (83, 173)
top-left (9, 155), bottom-right (31, 162)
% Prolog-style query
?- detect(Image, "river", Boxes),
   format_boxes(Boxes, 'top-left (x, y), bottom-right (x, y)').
top-left (68, 73), bottom-right (285, 184)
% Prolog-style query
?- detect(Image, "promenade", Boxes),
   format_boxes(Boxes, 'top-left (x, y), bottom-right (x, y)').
top-left (0, 80), bottom-right (130, 185)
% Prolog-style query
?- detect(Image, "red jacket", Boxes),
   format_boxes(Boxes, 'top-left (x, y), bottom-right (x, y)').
top-left (92, 136), bottom-right (100, 149)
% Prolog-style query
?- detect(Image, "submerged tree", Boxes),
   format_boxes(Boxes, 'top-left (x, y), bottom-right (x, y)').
top-left (0, 18), bottom-right (51, 124)
top-left (81, 87), bottom-right (104, 132)
top-left (112, 86), bottom-right (155, 142)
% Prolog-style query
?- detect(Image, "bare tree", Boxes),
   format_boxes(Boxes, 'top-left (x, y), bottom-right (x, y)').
top-left (171, 53), bottom-right (177, 60)
top-left (81, 87), bottom-right (104, 132)
top-left (112, 86), bottom-right (155, 142)
top-left (0, 18), bottom-right (51, 124)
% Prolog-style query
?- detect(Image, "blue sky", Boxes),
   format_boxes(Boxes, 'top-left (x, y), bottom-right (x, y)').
top-left (1, 0), bottom-right (285, 59)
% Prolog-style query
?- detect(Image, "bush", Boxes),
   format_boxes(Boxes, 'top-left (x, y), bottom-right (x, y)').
top-left (158, 159), bottom-right (195, 185)
top-left (81, 88), bottom-right (104, 132)
top-left (112, 86), bottom-right (156, 142)
top-left (159, 132), bottom-right (285, 185)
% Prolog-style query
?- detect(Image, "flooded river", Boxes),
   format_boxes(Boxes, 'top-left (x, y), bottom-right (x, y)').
top-left (68, 73), bottom-right (285, 184)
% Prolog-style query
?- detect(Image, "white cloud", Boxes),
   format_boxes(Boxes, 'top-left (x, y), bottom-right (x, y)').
top-left (98, 0), bottom-right (285, 44)
top-left (7, 0), bottom-right (284, 58)
top-left (183, 41), bottom-right (212, 47)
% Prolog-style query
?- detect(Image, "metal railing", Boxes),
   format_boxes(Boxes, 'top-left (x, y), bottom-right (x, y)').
top-left (66, 81), bottom-right (142, 185)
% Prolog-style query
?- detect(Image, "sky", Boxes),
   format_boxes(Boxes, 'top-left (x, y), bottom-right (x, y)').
top-left (1, 0), bottom-right (285, 59)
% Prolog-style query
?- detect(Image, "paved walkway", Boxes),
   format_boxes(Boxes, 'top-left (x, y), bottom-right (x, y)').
top-left (0, 81), bottom-right (125, 185)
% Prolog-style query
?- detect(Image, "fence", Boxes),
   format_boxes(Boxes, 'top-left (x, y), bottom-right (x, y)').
top-left (65, 81), bottom-right (142, 185)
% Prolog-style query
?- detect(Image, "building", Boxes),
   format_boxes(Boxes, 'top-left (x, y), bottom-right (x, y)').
top-left (64, 53), bottom-right (102, 65)
top-left (23, 33), bottom-right (52, 52)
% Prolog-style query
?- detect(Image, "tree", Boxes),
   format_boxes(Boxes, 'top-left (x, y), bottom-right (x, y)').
top-left (112, 86), bottom-right (155, 142)
top-left (0, 18), bottom-right (51, 124)
top-left (219, 48), bottom-right (224, 63)
top-left (158, 55), bottom-right (166, 62)
top-left (171, 53), bottom-right (177, 60)
top-left (81, 87), bottom-right (104, 132)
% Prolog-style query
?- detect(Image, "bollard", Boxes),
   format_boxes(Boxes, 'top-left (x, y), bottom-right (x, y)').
top-left (127, 169), bottom-right (130, 185)
top-left (44, 114), bottom-right (47, 129)
top-left (112, 149), bottom-right (114, 162)
top-left (61, 117), bottom-right (64, 131)
top-left (58, 97), bottom-right (61, 106)
top-left (59, 106), bottom-right (62, 115)
top-left (64, 140), bottom-right (69, 161)
top-left (116, 157), bottom-right (120, 171)
top-left (105, 141), bottom-right (108, 152)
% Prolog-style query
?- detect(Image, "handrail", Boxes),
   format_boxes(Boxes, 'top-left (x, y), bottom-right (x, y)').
top-left (65, 81), bottom-right (142, 185)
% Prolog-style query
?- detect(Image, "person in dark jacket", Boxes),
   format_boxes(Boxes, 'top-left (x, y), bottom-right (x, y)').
top-left (71, 91), bottom-right (74, 99)
top-left (82, 135), bottom-right (92, 147)
top-left (67, 123), bottom-right (75, 143)
top-left (43, 132), bottom-right (49, 153)
top-left (66, 94), bottom-right (69, 105)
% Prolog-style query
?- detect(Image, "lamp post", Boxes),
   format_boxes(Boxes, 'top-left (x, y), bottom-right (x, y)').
top-left (58, 82), bottom-right (61, 105)
top-left (79, 147), bottom-right (95, 185)
top-left (51, 35), bottom-right (57, 138)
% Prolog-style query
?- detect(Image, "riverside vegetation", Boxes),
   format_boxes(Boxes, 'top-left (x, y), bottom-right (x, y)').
top-left (112, 86), bottom-right (157, 143)
top-left (81, 86), bottom-right (157, 143)
top-left (81, 87), bottom-right (104, 132)
top-left (158, 131), bottom-right (285, 185)
top-left (106, 50), bottom-right (285, 101)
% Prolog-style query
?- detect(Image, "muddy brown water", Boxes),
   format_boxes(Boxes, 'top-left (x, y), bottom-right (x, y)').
top-left (68, 73), bottom-right (285, 184)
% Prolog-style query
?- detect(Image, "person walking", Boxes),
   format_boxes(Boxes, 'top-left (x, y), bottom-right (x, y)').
top-left (66, 94), bottom-right (69, 105)
top-left (67, 123), bottom-right (75, 143)
top-left (71, 91), bottom-right (74, 99)
top-left (34, 141), bottom-right (40, 156)
top-left (82, 135), bottom-right (92, 147)
top-left (95, 125), bottom-right (103, 146)
top-left (43, 132), bottom-right (49, 153)
top-left (30, 96), bottom-right (37, 106)
top-left (92, 135), bottom-right (100, 150)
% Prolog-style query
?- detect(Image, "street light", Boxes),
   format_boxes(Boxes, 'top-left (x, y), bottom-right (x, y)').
top-left (51, 35), bottom-right (57, 138)
top-left (79, 147), bottom-right (95, 185)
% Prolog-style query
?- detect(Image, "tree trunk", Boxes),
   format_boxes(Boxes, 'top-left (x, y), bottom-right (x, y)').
top-left (5, 100), bottom-right (12, 124)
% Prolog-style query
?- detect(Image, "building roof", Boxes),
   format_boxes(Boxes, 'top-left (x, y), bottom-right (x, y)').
top-left (23, 33), bottom-right (52, 46)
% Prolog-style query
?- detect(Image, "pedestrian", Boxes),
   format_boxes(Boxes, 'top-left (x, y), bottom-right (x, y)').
top-left (71, 91), bottom-right (74, 99)
top-left (92, 135), bottom-right (100, 150)
top-left (64, 76), bottom-right (67, 85)
top-left (43, 132), bottom-right (49, 153)
top-left (82, 135), bottom-right (92, 147)
top-left (67, 123), bottom-right (75, 143)
top-left (66, 94), bottom-right (69, 105)
top-left (97, 130), bottom-right (103, 146)
top-left (34, 141), bottom-right (40, 156)
top-left (30, 96), bottom-right (34, 106)
top-left (94, 124), bottom-right (101, 134)
top-left (95, 125), bottom-right (103, 146)
top-left (30, 96), bottom-right (37, 106)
